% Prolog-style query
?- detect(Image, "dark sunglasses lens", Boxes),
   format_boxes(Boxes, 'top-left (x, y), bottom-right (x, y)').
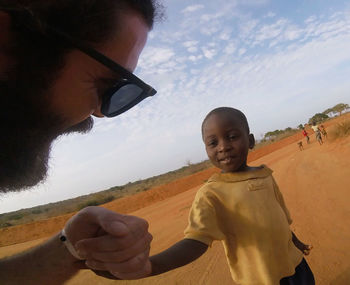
top-left (103, 84), bottom-right (143, 116)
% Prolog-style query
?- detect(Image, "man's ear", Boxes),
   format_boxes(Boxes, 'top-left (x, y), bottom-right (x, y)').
top-left (0, 12), bottom-right (13, 76)
top-left (248, 134), bottom-right (255, 149)
top-left (0, 12), bottom-right (11, 44)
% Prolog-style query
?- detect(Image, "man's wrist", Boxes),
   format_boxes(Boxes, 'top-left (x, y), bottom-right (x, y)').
top-left (54, 232), bottom-right (86, 270)
top-left (59, 229), bottom-right (85, 260)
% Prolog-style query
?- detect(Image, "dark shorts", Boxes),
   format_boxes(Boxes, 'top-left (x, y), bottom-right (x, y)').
top-left (280, 258), bottom-right (315, 285)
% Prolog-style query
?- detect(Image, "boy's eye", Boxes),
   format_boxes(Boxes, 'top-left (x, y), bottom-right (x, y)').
top-left (228, 134), bottom-right (238, 140)
top-left (207, 140), bottom-right (217, 147)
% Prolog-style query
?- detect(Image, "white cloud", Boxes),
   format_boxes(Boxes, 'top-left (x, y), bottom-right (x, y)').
top-left (264, 12), bottom-right (276, 18)
top-left (201, 47), bottom-right (217, 59)
top-left (138, 47), bottom-right (176, 74)
top-left (219, 29), bottom-right (232, 40)
top-left (183, 40), bottom-right (198, 48)
top-left (187, 46), bottom-right (198, 53)
top-left (188, 54), bottom-right (203, 62)
top-left (224, 42), bottom-right (237, 54)
top-left (254, 18), bottom-right (288, 43)
top-left (182, 4), bottom-right (204, 14)
top-left (238, 48), bottom-right (246, 56)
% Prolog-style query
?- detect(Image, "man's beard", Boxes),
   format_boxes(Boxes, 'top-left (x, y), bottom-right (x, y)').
top-left (0, 79), bottom-right (94, 193)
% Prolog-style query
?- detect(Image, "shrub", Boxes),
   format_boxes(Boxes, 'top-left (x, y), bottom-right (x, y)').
top-left (329, 120), bottom-right (350, 139)
top-left (0, 222), bottom-right (13, 228)
top-left (8, 214), bottom-right (24, 220)
top-left (31, 209), bottom-right (43, 214)
top-left (77, 195), bottom-right (115, 210)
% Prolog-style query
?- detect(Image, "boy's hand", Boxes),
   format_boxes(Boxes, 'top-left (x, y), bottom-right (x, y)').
top-left (292, 231), bottom-right (313, 256)
top-left (300, 244), bottom-right (313, 255)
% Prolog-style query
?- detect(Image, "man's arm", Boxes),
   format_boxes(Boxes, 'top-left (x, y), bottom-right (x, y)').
top-left (0, 233), bottom-right (82, 285)
top-left (150, 239), bottom-right (208, 276)
top-left (0, 206), bottom-right (153, 284)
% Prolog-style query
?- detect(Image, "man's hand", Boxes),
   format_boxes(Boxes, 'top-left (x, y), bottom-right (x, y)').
top-left (64, 206), bottom-right (153, 279)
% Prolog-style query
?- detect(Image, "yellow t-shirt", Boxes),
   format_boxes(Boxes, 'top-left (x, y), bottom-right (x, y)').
top-left (184, 165), bottom-right (303, 285)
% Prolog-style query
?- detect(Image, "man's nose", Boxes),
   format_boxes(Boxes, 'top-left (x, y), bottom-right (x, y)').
top-left (92, 109), bottom-right (104, 118)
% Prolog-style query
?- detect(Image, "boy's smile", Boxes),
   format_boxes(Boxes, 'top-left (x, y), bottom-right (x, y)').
top-left (202, 112), bottom-right (255, 173)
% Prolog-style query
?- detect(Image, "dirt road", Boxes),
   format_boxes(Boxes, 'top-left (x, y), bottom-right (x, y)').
top-left (0, 122), bottom-right (349, 284)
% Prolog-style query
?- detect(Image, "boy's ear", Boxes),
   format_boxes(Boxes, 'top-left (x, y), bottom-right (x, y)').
top-left (248, 134), bottom-right (255, 149)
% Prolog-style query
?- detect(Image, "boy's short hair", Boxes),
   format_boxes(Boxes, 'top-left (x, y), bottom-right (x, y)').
top-left (201, 107), bottom-right (250, 135)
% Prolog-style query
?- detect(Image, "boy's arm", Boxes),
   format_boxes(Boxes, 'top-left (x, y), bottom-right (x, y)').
top-left (150, 239), bottom-right (208, 275)
top-left (292, 231), bottom-right (313, 255)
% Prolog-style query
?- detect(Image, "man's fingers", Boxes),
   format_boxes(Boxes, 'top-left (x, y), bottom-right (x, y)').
top-left (88, 234), bottom-right (152, 263)
top-left (111, 260), bottom-right (152, 280)
top-left (76, 234), bottom-right (133, 254)
top-left (117, 215), bottom-right (150, 239)
top-left (86, 251), bottom-right (150, 277)
top-left (75, 232), bottom-right (152, 261)
top-left (86, 207), bottom-right (150, 239)
top-left (85, 259), bottom-right (108, 271)
top-left (66, 207), bottom-right (150, 246)
top-left (99, 221), bottom-right (130, 237)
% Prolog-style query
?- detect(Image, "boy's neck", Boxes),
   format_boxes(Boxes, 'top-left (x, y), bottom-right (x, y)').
top-left (221, 165), bottom-right (263, 174)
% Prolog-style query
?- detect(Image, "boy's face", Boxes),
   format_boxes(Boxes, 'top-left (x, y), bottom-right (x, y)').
top-left (202, 113), bottom-right (254, 173)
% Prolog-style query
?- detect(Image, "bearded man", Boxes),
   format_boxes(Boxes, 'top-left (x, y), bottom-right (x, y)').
top-left (0, 0), bottom-right (161, 283)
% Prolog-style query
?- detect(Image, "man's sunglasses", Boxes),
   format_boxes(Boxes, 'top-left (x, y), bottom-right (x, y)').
top-left (2, 7), bottom-right (157, 118)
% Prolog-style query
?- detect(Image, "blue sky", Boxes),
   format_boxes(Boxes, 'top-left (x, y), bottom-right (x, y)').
top-left (1, 0), bottom-right (350, 213)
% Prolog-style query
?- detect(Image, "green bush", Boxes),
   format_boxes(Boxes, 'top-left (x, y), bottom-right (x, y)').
top-left (8, 214), bottom-right (24, 220)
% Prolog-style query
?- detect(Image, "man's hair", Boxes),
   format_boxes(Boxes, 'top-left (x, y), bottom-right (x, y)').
top-left (0, 0), bottom-right (162, 95)
top-left (201, 107), bottom-right (250, 135)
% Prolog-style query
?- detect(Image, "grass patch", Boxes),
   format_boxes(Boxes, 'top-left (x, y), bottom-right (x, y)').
top-left (329, 120), bottom-right (350, 139)
top-left (8, 214), bottom-right (24, 220)
top-left (77, 195), bottom-right (115, 210)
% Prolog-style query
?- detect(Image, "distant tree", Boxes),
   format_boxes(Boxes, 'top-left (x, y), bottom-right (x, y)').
top-left (264, 129), bottom-right (283, 140)
top-left (297, 124), bottom-right (304, 130)
top-left (308, 113), bottom-right (329, 124)
top-left (284, 127), bottom-right (292, 132)
top-left (332, 103), bottom-right (349, 116)
top-left (322, 108), bottom-right (334, 116)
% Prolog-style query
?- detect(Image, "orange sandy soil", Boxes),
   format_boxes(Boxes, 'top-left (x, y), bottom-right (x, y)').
top-left (1, 115), bottom-right (349, 285)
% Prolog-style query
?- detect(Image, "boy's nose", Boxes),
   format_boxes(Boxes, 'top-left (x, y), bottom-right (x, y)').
top-left (218, 140), bottom-right (232, 152)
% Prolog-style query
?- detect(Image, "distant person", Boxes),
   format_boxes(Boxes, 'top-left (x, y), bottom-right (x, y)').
top-left (312, 122), bottom-right (323, 145)
top-left (302, 128), bottom-right (310, 144)
top-left (320, 124), bottom-right (328, 139)
top-left (144, 107), bottom-right (314, 285)
top-left (298, 141), bottom-right (304, 151)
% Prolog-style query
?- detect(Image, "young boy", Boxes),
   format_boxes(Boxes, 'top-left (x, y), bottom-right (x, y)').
top-left (312, 122), bottom-right (323, 145)
top-left (320, 124), bottom-right (327, 139)
top-left (302, 128), bottom-right (310, 144)
top-left (148, 107), bottom-right (314, 284)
